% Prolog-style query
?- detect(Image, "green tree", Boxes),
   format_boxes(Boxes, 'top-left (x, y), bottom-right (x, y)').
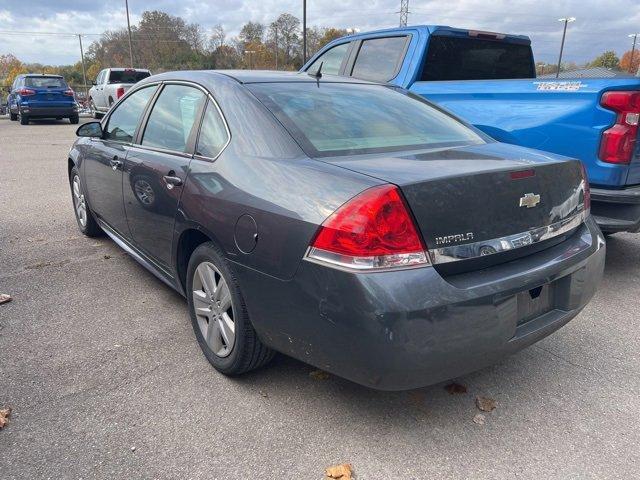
top-left (589, 51), bottom-right (620, 70)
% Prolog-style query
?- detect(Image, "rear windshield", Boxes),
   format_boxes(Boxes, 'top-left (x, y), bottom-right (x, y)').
top-left (25, 76), bottom-right (66, 88)
top-left (422, 36), bottom-right (535, 81)
top-left (109, 70), bottom-right (151, 84)
top-left (249, 82), bottom-right (484, 157)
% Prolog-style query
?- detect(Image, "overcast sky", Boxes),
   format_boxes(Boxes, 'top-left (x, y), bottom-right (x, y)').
top-left (1, 0), bottom-right (639, 66)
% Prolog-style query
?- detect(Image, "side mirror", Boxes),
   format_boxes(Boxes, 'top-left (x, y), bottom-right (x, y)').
top-left (76, 121), bottom-right (103, 138)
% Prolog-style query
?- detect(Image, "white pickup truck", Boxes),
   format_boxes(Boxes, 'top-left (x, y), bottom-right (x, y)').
top-left (88, 68), bottom-right (151, 118)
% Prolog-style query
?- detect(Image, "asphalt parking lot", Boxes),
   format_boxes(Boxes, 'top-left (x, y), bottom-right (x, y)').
top-left (0, 116), bottom-right (639, 479)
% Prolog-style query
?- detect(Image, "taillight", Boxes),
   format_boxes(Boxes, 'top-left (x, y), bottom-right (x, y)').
top-left (579, 163), bottom-right (591, 212)
top-left (306, 184), bottom-right (430, 271)
top-left (63, 89), bottom-right (74, 97)
top-left (17, 88), bottom-right (35, 96)
top-left (116, 87), bottom-right (125, 99)
top-left (599, 90), bottom-right (640, 164)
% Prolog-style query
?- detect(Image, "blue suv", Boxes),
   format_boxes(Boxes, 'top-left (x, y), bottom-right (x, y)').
top-left (8, 74), bottom-right (79, 125)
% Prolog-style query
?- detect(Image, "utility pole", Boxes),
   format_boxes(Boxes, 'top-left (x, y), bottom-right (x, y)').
top-left (629, 34), bottom-right (639, 74)
top-left (399, 0), bottom-right (409, 27)
top-left (77, 34), bottom-right (88, 102)
top-left (302, 0), bottom-right (307, 64)
top-left (125, 0), bottom-right (134, 68)
top-left (556, 17), bottom-right (575, 78)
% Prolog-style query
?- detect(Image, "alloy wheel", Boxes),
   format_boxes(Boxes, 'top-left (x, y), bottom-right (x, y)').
top-left (192, 262), bottom-right (236, 357)
top-left (72, 175), bottom-right (88, 227)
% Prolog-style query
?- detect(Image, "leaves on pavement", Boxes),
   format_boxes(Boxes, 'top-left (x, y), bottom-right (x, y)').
top-left (309, 370), bottom-right (330, 380)
top-left (475, 396), bottom-right (497, 412)
top-left (473, 413), bottom-right (486, 425)
top-left (444, 382), bottom-right (467, 395)
top-left (0, 294), bottom-right (12, 305)
top-left (325, 463), bottom-right (353, 479)
top-left (0, 407), bottom-right (12, 429)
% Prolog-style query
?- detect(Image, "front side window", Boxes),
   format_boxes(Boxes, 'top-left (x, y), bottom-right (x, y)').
top-left (307, 43), bottom-right (350, 76)
top-left (104, 86), bottom-right (157, 143)
top-left (249, 82), bottom-right (484, 157)
top-left (141, 84), bottom-right (206, 153)
top-left (351, 36), bottom-right (408, 82)
top-left (196, 102), bottom-right (229, 158)
top-left (25, 76), bottom-right (66, 88)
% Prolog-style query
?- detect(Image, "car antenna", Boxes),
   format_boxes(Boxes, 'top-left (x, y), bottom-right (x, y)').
top-left (308, 61), bottom-right (323, 86)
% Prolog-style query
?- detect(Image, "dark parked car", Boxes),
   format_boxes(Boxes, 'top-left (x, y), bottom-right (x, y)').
top-left (8, 74), bottom-right (79, 124)
top-left (68, 71), bottom-right (605, 390)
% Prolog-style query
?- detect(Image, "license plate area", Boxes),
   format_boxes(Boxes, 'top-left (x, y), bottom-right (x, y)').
top-left (516, 282), bottom-right (556, 325)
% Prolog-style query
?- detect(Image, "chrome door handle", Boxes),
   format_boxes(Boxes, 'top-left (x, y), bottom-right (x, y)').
top-left (163, 175), bottom-right (183, 190)
top-left (109, 157), bottom-right (123, 171)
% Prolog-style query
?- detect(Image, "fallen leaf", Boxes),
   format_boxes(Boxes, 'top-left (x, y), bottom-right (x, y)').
top-left (0, 407), bottom-right (12, 429)
top-left (259, 390), bottom-right (268, 398)
top-left (103, 255), bottom-right (112, 260)
top-left (476, 396), bottom-right (497, 412)
top-left (25, 261), bottom-right (51, 270)
top-left (309, 370), bottom-right (330, 380)
top-left (325, 463), bottom-right (353, 479)
top-left (444, 382), bottom-right (467, 395)
top-left (0, 294), bottom-right (12, 305)
top-left (473, 413), bottom-right (486, 425)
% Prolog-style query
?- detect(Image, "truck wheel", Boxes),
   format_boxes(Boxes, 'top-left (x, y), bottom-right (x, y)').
top-left (9, 112), bottom-right (17, 121)
top-left (19, 114), bottom-right (29, 125)
top-left (70, 116), bottom-right (79, 124)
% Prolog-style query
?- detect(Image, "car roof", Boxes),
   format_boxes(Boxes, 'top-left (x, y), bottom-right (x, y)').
top-left (211, 70), bottom-right (382, 85)
top-left (23, 74), bottom-right (63, 78)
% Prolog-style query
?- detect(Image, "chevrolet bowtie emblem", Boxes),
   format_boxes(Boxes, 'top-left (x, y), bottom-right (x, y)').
top-left (519, 193), bottom-right (541, 208)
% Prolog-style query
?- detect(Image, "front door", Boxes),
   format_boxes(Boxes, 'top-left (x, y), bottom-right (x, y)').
top-left (124, 83), bottom-right (206, 267)
top-left (83, 84), bottom-right (158, 237)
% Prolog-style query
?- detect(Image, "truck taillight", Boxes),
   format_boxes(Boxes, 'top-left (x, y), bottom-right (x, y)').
top-left (306, 184), bottom-right (430, 271)
top-left (63, 89), bottom-right (74, 97)
top-left (17, 88), bottom-right (35, 96)
top-left (599, 91), bottom-right (640, 164)
top-left (116, 87), bottom-right (125, 99)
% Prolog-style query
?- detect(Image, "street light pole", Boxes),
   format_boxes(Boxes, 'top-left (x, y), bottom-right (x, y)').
top-left (629, 33), bottom-right (639, 74)
top-left (556, 17), bottom-right (575, 78)
top-left (125, 0), bottom-right (134, 68)
top-left (303, 0), bottom-right (307, 64)
top-left (77, 34), bottom-right (88, 102)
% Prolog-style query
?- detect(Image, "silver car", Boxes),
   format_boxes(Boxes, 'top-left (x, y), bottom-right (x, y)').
top-left (88, 68), bottom-right (151, 118)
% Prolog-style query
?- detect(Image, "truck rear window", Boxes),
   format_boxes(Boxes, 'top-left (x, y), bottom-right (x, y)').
top-left (421, 36), bottom-right (535, 81)
top-left (109, 70), bottom-right (151, 84)
top-left (25, 77), bottom-right (66, 88)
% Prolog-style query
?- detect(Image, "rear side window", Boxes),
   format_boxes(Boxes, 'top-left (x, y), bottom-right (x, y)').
top-left (105, 86), bottom-right (157, 143)
top-left (25, 76), bottom-right (66, 88)
top-left (422, 36), bottom-right (535, 81)
top-left (351, 36), bottom-right (408, 82)
top-left (196, 102), bottom-right (229, 158)
top-left (142, 84), bottom-right (206, 153)
top-left (109, 70), bottom-right (151, 84)
top-left (307, 43), bottom-right (350, 76)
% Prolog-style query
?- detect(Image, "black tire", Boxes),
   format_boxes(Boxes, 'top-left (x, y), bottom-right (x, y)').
top-left (186, 242), bottom-right (274, 375)
top-left (70, 115), bottom-right (79, 124)
top-left (19, 114), bottom-right (29, 125)
top-left (69, 165), bottom-right (102, 237)
top-left (9, 112), bottom-right (17, 121)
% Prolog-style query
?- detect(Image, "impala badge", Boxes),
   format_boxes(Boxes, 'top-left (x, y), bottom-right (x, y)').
top-left (519, 193), bottom-right (541, 208)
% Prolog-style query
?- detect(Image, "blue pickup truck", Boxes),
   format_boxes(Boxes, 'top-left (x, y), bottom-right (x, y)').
top-left (301, 26), bottom-right (640, 233)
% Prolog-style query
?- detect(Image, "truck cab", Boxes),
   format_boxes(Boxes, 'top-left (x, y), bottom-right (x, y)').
top-left (89, 68), bottom-right (151, 118)
top-left (302, 26), bottom-right (640, 233)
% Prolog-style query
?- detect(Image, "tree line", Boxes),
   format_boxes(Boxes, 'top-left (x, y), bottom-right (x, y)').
top-left (1, 10), bottom-right (348, 89)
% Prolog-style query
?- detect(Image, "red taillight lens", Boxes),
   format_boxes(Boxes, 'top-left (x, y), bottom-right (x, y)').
top-left (307, 184), bottom-right (430, 270)
top-left (17, 88), bottom-right (35, 96)
top-left (599, 91), bottom-right (640, 164)
top-left (579, 163), bottom-right (591, 212)
top-left (116, 87), bottom-right (125, 99)
top-left (63, 89), bottom-right (74, 97)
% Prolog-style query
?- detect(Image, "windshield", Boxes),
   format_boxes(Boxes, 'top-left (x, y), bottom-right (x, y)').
top-left (109, 70), bottom-right (151, 84)
top-left (25, 76), bottom-right (66, 88)
top-left (249, 82), bottom-right (485, 157)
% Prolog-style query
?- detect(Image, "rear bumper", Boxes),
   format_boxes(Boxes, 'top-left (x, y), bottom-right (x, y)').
top-left (20, 105), bottom-right (78, 118)
top-left (591, 185), bottom-right (640, 232)
top-left (235, 216), bottom-right (606, 390)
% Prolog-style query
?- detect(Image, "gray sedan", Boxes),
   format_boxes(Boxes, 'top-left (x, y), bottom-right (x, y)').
top-left (67, 71), bottom-right (605, 390)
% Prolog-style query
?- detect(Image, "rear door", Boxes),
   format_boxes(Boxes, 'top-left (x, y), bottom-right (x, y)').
top-left (123, 83), bottom-right (207, 268)
top-left (83, 84), bottom-right (158, 237)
